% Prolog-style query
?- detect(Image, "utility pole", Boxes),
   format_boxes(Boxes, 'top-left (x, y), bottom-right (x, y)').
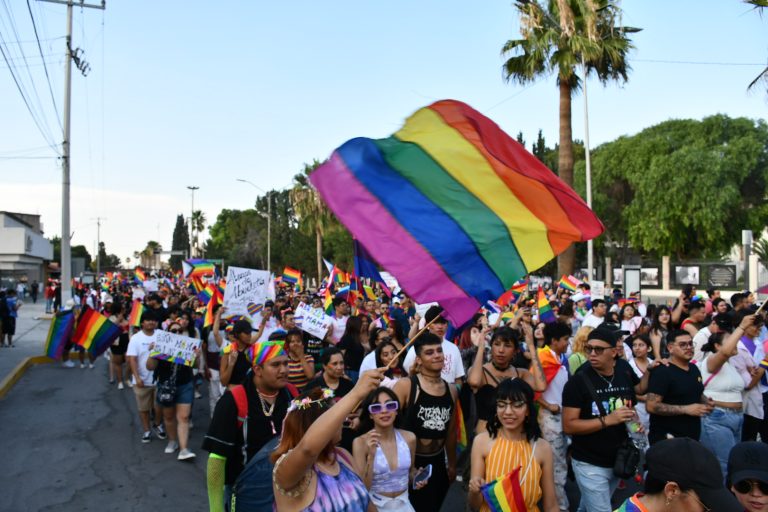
top-left (91, 217), bottom-right (105, 276)
top-left (582, 56), bottom-right (594, 282)
top-left (187, 186), bottom-right (199, 258)
top-left (39, 0), bottom-right (105, 302)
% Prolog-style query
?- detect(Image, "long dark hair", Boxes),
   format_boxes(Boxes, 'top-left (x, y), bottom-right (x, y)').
top-left (341, 315), bottom-right (363, 345)
top-left (651, 306), bottom-right (671, 333)
top-left (357, 386), bottom-right (401, 434)
top-left (375, 340), bottom-right (405, 378)
top-left (487, 378), bottom-right (540, 441)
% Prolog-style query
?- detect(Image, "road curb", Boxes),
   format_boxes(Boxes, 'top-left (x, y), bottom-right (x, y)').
top-left (0, 354), bottom-right (75, 400)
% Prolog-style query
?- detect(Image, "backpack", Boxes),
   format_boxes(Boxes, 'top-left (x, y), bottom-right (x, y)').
top-left (228, 383), bottom-right (298, 512)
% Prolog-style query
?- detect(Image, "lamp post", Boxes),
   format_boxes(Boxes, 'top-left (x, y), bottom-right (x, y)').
top-left (582, 57), bottom-right (594, 282)
top-left (187, 186), bottom-right (199, 257)
top-left (237, 179), bottom-right (271, 273)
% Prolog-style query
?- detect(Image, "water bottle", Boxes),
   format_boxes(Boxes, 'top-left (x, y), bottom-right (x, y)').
top-left (625, 414), bottom-right (647, 483)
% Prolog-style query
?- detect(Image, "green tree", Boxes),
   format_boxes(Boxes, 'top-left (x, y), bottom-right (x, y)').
top-left (191, 210), bottom-right (206, 256)
top-left (92, 241), bottom-right (121, 271)
top-left (170, 214), bottom-right (191, 271)
top-left (746, 0), bottom-right (768, 93)
top-left (502, 0), bottom-right (638, 275)
top-left (574, 115), bottom-right (768, 259)
top-left (50, 236), bottom-right (93, 269)
top-left (206, 209), bottom-right (266, 269)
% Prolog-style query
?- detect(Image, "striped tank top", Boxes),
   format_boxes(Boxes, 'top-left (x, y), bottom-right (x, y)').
top-left (481, 437), bottom-right (542, 512)
top-left (287, 355), bottom-right (314, 390)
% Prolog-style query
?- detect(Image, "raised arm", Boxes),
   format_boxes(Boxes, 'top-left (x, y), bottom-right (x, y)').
top-left (706, 315), bottom-right (753, 374)
top-left (466, 330), bottom-right (488, 391)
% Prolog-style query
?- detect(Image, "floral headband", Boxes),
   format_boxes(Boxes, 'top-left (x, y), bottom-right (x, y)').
top-left (287, 388), bottom-right (335, 413)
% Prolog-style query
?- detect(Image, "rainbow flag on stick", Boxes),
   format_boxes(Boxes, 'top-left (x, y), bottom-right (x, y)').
top-left (558, 274), bottom-right (581, 292)
top-left (309, 100), bottom-right (603, 326)
top-left (72, 306), bottom-right (121, 357)
top-left (128, 300), bottom-right (144, 328)
top-left (182, 259), bottom-right (216, 278)
top-left (537, 287), bottom-right (556, 324)
top-left (44, 310), bottom-right (75, 360)
top-left (282, 266), bottom-right (301, 284)
top-left (497, 279), bottom-right (529, 307)
top-left (480, 467), bottom-right (527, 512)
top-left (134, 267), bottom-right (147, 283)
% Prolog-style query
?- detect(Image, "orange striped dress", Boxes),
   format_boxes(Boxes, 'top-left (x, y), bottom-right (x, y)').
top-left (481, 436), bottom-right (542, 512)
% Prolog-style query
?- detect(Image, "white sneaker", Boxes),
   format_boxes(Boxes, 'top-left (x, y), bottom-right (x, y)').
top-left (177, 448), bottom-right (196, 461)
top-left (117, 382), bottom-right (124, 390)
top-left (80, 363), bottom-right (85, 369)
top-left (126, 380), bottom-right (133, 388)
top-left (88, 363), bottom-right (95, 369)
top-left (164, 441), bottom-right (179, 454)
top-left (62, 360), bottom-right (75, 368)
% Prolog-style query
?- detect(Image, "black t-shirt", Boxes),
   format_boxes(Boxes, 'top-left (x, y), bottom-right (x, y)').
top-left (154, 359), bottom-right (193, 386)
top-left (202, 378), bottom-right (291, 485)
top-left (228, 350), bottom-right (252, 387)
top-left (647, 362), bottom-right (704, 444)
top-left (338, 334), bottom-right (365, 372)
top-left (304, 373), bottom-right (354, 398)
top-left (562, 359), bottom-right (640, 468)
top-left (302, 331), bottom-right (324, 372)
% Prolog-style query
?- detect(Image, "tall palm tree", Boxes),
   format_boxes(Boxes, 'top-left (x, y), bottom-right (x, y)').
top-left (746, 0), bottom-right (768, 93)
top-left (290, 160), bottom-right (332, 284)
top-left (191, 210), bottom-right (206, 257)
top-left (502, 0), bottom-right (638, 276)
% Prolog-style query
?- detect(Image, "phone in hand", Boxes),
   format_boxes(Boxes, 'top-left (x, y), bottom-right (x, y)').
top-left (413, 464), bottom-right (432, 489)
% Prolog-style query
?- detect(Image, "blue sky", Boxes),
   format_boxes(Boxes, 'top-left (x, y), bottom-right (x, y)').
top-left (1, 0), bottom-right (766, 263)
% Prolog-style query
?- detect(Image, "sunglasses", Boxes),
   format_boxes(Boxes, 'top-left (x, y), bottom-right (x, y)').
top-left (734, 479), bottom-right (768, 495)
top-left (585, 344), bottom-right (611, 355)
top-left (368, 400), bottom-right (399, 415)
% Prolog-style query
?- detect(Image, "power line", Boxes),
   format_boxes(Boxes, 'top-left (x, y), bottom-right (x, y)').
top-left (27, 0), bottom-right (62, 131)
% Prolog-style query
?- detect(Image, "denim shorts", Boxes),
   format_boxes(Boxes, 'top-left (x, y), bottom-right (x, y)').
top-left (157, 380), bottom-right (194, 406)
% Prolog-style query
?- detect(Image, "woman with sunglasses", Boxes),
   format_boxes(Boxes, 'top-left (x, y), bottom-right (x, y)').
top-left (468, 379), bottom-right (558, 512)
top-left (353, 387), bottom-right (422, 511)
top-left (727, 441), bottom-right (768, 512)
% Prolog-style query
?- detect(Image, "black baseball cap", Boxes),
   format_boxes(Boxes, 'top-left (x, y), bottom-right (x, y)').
top-left (647, 438), bottom-right (741, 511)
top-left (232, 320), bottom-right (253, 335)
top-left (587, 328), bottom-right (618, 347)
top-left (727, 441), bottom-right (768, 486)
top-left (424, 305), bottom-right (448, 324)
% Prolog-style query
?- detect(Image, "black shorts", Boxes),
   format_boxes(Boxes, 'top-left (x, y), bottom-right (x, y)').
top-left (2, 317), bottom-right (16, 336)
top-left (110, 333), bottom-right (129, 355)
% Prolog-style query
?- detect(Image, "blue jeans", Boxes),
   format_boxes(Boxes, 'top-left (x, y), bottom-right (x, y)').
top-left (346, 370), bottom-right (359, 383)
top-left (572, 458), bottom-right (620, 512)
top-left (700, 407), bottom-right (743, 481)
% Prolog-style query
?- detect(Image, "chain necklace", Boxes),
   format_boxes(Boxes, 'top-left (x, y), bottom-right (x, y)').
top-left (258, 392), bottom-right (277, 434)
top-left (596, 371), bottom-right (615, 387)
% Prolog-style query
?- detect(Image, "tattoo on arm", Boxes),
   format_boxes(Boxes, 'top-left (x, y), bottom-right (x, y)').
top-left (645, 393), bottom-right (687, 416)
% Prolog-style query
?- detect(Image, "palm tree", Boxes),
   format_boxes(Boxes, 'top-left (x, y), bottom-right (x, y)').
top-left (191, 210), bottom-right (206, 257)
top-left (290, 160), bottom-right (332, 284)
top-left (746, 0), bottom-right (768, 93)
top-left (502, 0), bottom-right (638, 276)
top-left (140, 241), bottom-right (162, 269)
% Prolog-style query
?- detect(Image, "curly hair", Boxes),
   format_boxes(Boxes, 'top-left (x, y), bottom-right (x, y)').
top-left (571, 326), bottom-right (594, 356)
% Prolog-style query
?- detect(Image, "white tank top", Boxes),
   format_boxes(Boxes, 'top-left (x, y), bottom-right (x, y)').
top-left (698, 356), bottom-right (743, 403)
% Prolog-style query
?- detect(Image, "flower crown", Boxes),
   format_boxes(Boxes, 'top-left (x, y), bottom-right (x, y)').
top-left (287, 388), bottom-right (335, 413)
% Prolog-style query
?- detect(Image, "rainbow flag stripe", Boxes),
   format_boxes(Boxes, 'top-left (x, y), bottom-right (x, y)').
top-left (537, 287), bottom-right (556, 324)
top-left (134, 268), bottom-right (147, 282)
top-left (44, 310), bottom-right (75, 360)
top-left (72, 306), bottom-right (121, 356)
top-left (183, 259), bottom-right (216, 278)
top-left (310, 100), bottom-right (602, 326)
top-left (558, 274), bottom-right (581, 292)
top-left (282, 267), bottom-right (301, 284)
top-left (497, 279), bottom-right (529, 307)
top-left (480, 466), bottom-right (527, 512)
top-left (323, 287), bottom-right (334, 316)
top-left (128, 300), bottom-right (144, 328)
top-left (455, 395), bottom-right (468, 456)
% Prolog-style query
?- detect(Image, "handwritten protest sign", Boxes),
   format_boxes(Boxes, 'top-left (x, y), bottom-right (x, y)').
top-left (294, 302), bottom-right (332, 339)
top-left (149, 330), bottom-right (201, 367)
top-left (591, 280), bottom-right (605, 300)
top-left (223, 266), bottom-right (271, 320)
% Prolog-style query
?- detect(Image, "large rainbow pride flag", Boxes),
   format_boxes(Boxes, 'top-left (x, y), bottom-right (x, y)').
top-left (72, 306), bottom-right (121, 356)
top-left (310, 100), bottom-right (603, 326)
top-left (44, 310), bottom-right (75, 360)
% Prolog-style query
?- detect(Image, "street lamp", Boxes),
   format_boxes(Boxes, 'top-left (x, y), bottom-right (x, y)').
top-left (237, 179), bottom-right (271, 273)
top-left (187, 186), bottom-right (199, 258)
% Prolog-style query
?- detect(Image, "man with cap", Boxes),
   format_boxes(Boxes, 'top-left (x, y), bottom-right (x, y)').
top-left (646, 329), bottom-right (714, 445)
top-left (727, 441), bottom-right (768, 512)
top-left (203, 340), bottom-right (294, 512)
top-left (402, 305), bottom-right (465, 384)
top-left (220, 319), bottom-right (256, 388)
top-left (613, 437), bottom-right (742, 511)
top-left (563, 326), bottom-right (653, 512)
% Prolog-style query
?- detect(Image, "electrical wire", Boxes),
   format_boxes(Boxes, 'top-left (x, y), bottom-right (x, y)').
top-left (27, 0), bottom-right (62, 131)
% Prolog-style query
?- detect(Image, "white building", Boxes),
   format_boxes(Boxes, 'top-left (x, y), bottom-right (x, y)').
top-left (0, 211), bottom-right (54, 283)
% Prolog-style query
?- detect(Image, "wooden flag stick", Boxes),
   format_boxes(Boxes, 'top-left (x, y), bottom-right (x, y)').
top-left (386, 313), bottom-right (444, 369)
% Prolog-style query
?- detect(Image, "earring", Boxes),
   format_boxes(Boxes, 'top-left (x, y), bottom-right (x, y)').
top-left (665, 498), bottom-right (671, 506)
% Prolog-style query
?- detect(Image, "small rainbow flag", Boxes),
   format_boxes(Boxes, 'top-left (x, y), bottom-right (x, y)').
top-left (204, 294), bottom-right (218, 328)
top-left (72, 306), bottom-right (121, 357)
top-left (198, 283), bottom-right (217, 305)
top-left (618, 297), bottom-right (639, 308)
top-left (362, 285), bottom-right (377, 301)
top-left (189, 276), bottom-right (206, 293)
top-left (455, 395), bottom-right (468, 457)
top-left (558, 274), bottom-right (581, 292)
top-left (377, 312), bottom-right (391, 329)
top-left (128, 300), bottom-right (144, 328)
top-left (183, 259), bottom-right (216, 278)
top-left (134, 268), bottom-right (147, 283)
top-left (282, 266), bottom-right (301, 284)
top-left (497, 279), bottom-right (529, 307)
top-left (537, 286), bottom-right (556, 324)
top-left (480, 467), bottom-right (527, 512)
top-left (216, 278), bottom-right (226, 296)
top-left (323, 287), bottom-right (334, 316)
top-left (44, 310), bottom-right (75, 360)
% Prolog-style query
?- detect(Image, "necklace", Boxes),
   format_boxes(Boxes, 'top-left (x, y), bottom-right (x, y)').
top-left (596, 372), bottom-right (614, 387)
top-left (491, 361), bottom-right (511, 372)
top-left (257, 388), bottom-right (278, 399)
top-left (258, 392), bottom-right (277, 434)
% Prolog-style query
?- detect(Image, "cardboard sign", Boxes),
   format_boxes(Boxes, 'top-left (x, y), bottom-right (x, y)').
top-left (294, 302), bottom-right (332, 339)
top-left (223, 266), bottom-right (271, 319)
top-left (149, 330), bottom-right (201, 367)
top-left (591, 280), bottom-right (605, 300)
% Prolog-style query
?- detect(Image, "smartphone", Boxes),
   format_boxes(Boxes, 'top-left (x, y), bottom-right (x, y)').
top-left (413, 464), bottom-right (432, 488)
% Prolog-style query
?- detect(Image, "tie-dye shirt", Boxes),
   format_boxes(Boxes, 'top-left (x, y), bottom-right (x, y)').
top-left (613, 493), bottom-right (648, 512)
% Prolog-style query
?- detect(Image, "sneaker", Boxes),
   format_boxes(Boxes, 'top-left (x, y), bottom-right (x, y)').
top-left (164, 441), bottom-right (179, 454)
top-left (126, 380), bottom-right (134, 388)
top-left (117, 382), bottom-right (124, 390)
top-left (194, 390), bottom-right (203, 399)
top-left (80, 363), bottom-right (85, 369)
top-left (177, 448), bottom-right (196, 461)
top-left (89, 363), bottom-right (95, 369)
top-left (62, 360), bottom-right (76, 368)
top-left (141, 431), bottom-right (151, 443)
top-left (154, 423), bottom-right (167, 440)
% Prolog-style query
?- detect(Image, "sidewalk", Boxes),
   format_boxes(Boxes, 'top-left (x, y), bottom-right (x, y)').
top-left (0, 299), bottom-right (53, 397)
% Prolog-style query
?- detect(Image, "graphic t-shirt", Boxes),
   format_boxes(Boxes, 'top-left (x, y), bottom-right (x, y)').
top-left (126, 330), bottom-right (158, 386)
top-left (562, 359), bottom-right (640, 468)
top-left (614, 494), bottom-right (649, 512)
top-left (647, 362), bottom-right (704, 443)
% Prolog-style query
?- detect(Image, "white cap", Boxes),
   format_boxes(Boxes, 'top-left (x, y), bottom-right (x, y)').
top-left (571, 292), bottom-right (589, 302)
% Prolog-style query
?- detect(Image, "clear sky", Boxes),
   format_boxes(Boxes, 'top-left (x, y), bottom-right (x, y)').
top-left (1, 0), bottom-right (766, 264)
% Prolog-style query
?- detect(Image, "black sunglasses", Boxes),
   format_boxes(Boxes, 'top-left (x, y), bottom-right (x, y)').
top-left (584, 344), bottom-right (610, 355)
top-left (734, 479), bottom-right (768, 495)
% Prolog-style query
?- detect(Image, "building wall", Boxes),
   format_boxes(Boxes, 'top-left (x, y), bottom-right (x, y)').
top-left (0, 212), bottom-right (54, 284)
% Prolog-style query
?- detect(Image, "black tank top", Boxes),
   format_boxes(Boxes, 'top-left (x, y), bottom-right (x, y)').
top-left (230, 350), bottom-right (251, 386)
top-left (404, 375), bottom-right (454, 440)
top-left (475, 367), bottom-right (519, 422)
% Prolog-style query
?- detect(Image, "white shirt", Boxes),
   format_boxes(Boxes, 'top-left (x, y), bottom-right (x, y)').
top-left (126, 330), bottom-right (157, 386)
top-left (692, 327), bottom-right (713, 362)
top-left (403, 339), bottom-right (465, 383)
top-left (582, 314), bottom-right (604, 329)
top-left (256, 317), bottom-right (279, 342)
top-left (359, 351), bottom-right (377, 375)
top-left (329, 315), bottom-right (349, 344)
